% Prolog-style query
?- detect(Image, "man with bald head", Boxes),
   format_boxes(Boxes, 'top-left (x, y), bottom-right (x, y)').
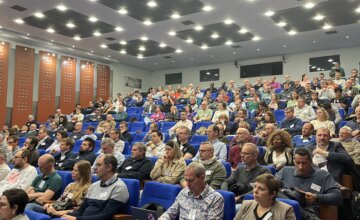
top-left (228, 128), bottom-right (255, 168)
top-left (69, 122), bottom-right (85, 141)
top-left (193, 101), bottom-right (213, 122)
top-left (333, 126), bottom-right (360, 166)
top-left (25, 154), bottom-right (62, 210)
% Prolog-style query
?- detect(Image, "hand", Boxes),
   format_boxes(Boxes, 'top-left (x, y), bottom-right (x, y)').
top-left (352, 130), bottom-right (360, 137)
top-left (305, 192), bottom-right (318, 205)
top-left (313, 148), bottom-right (329, 157)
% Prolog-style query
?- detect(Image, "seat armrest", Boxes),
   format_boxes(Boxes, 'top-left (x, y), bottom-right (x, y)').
top-left (320, 205), bottom-right (337, 220)
top-left (113, 214), bottom-right (132, 220)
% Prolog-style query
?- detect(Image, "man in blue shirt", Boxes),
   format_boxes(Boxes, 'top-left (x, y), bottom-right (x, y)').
top-left (292, 123), bottom-right (316, 148)
top-left (280, 107), bottom-right (303, 136)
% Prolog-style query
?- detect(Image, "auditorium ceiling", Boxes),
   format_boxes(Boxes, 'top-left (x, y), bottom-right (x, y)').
top-left (0, 0), bottom-right (359, 71)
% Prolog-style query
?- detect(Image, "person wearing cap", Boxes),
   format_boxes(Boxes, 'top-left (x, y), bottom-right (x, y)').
top-left (150, 140), bottom-right (186, 184)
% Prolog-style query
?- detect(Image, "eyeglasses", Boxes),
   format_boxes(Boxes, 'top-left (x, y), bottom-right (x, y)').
top-left (0, 202), bottom-right (7, 207)
top-left (199, 149), bottom-right (212, 152)
top-left (13, 156), bottom-right (24, 159)
top-left (240, 152), bottom-right (253, 156)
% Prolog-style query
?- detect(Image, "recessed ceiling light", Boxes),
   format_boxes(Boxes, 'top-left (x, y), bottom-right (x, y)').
top-left (313, 40), bottom-right (316, 43)
top-left (224, 19), bottom-right (234, 25)
top-left (211, 33), bottom-right (219, 39)
top-left (120, 41), bottom-right (127, 45)
top-left (186, 38), bottom-right (193, 43)
top-left (66, 22), bottom-right (76, 28)
top-left (139, 46), bottom-right (146, 51)
top-left (140, 36), bottom-right (148, 41)
top-left (356, 7), bottom-right (360, 13)
top-left (202, 5), bottom-right (213, 11)
top-left (175, 49), bottom-right (182, 53)
top-left (283, 44), bottom-right (287, 48)
top-left (147, 1), bottom-right (157, 7)
top-left (225, 40), bottom-right (233, 45)
top-left (154, 62), bottom-right (158, 65)
top-left (288, 30), bottom-right (297, 35)
top-left (159, 43), bottom-right (167, 47)
top-left (100, 44), bottom-right (107, 48)
top-left (194, 25), bottom-right (203, 31)
top-left (143, 19), bottom-right (153, 25)
top-left (168, 31), bottom-right (176, 36)
top-left (118, 8), bottom-right (128, 14)
top-left (137, 54), bottom-right (144, 59)
top-left (34, 12), bottom-right (45, 18)
top-left (257, 48), bottom-right (260, 51)
top-left (72, 45), bottom-right (75, 48)
top-left (46, 28), bottom-right (55, 33)
top-left (328, 59), bottom-right (333, 62)
top-left (252, 36), bottom-right (261, 41)
top-left (14, 19), bottom-right (24, 24)
top-left (277, 21), bottom-right (287, 27)
top-left (93, 31), bottom-right (101, 36)
top-left (239, 28), bottom-right (248, 34)
top-left (304, 2), bottom-right (315, 9)
top-left (0, 26), bottom-right (2, 29)
top-left (73, 36), bottom-right (81, 41)
top-left (322, 24), bottom-right (332, 30)
top-left (115, 26), bottom-right (123, 31)
top-left (311, 66), bottom-right (317, 69)
top-left (264, 11), bottom-right (274, 16)
top-left (346, 35), bottom-right (350, 39)
top-left (57, 5), bottom-right (67, 11)
top-left (313, 14), bottom-right (325, 20)
top-left (120, 50), bottom-right (126, 54)
top-left (171, 13), bottom-right (180, 19)
top-left (89, 16), bottom-right (98, 22)
top-left (200, 44), bottom-right (208, 50)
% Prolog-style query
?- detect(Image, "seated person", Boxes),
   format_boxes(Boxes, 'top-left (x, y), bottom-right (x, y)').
top-left (276, 148), bottom-right (343, 219)
top-left (61, 155), bottom-right (129, 220)
top-left (169, 112), bottom-right (193, 137)
top-left (145, 130), bottom-right (166, 158)
top-left (150, 141), bottom-right (186, 184)
top-left (25, 154), bottom-right (62, 209)
top-left (292, 123), bottom-right (316, 148)
top-left (159, 163), bottom-right (224, 220)
top-left (175, 126), bottom-right (196, 160)
top-left (117, 142), bottom-right (154, 181)
top-left (0, 188), bottom-right (30, 220)
top-left (294, 97), bottom-right (316, 122)
top-left (119, 122), bottom-right (132, 143)
top-left (181, 142), bottom-right (226, 190)
top-left (222, 143), bottom-right (271, 203)
top-left (22, 136), bottom-right (40, 166)
top-left (234, 173), bottom-right (296, 220)
top-left (47, 130), bottom-right (68, 154)
top-left (279, 107), bottom-right (303, 136)
top-left (332, 126), bottom-right (360, 167)
top-left (192, 101), bottom-right (213, 122)
top-left (228, 128), bottom-right (255, 168)
top-left (54, 138), bottom-right (76, 170)
top-left (80, 126), bottom-right (97, 141)
top-left (91, 138), bottom-right (125, 173)
top-left (310, 107), bottom-right (336, 137)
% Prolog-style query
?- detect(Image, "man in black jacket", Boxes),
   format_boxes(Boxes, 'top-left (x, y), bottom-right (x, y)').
top-left (117, 142), bottom-right (153, 181)
top-left (60, 137), bottom-right (96, 170)
top-left (54, 138), bottom-right (75, 170)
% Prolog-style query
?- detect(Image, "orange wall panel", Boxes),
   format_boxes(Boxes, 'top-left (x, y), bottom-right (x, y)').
top-left (0, 41), bottom-right (10, 126)
top-left (79, 60), bottom-right (94, 107)
top-left (37, 51), bottom-right (57, 123)
top-left (59, 56), bottom-right (77, 114)
top-left (12, 45), bottom-right (35, 126)
top-left (96, 64), bottom-right (110, 100)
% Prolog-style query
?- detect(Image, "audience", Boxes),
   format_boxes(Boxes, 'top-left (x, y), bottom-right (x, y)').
top-left (0, 149), bottom-right (10, 181)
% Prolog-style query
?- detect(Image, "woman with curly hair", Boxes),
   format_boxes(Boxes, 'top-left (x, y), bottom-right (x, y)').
top-left (262, 130), bottom-right (293, 171)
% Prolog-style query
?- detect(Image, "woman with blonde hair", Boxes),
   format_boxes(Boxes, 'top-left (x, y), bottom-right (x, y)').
top-left (310, 107), bottom-right (336, 137)
top-left (262, 130), bottom-right (293, 171)
top-left (150, 140), bottom-right (186, 184)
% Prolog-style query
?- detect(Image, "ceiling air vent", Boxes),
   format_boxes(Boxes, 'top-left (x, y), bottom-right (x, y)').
top-left (105, 37), bottom-right (116, 41)
top-left (232, 45), bottom-right (242, 49)
top-left (325, 30), bottom-right (338, 35)
top-left (163, 56), bottom-right (172, 59)
top-left (10, 5), bottom-right (27, 11)
top-left (181, 20), bottom-right (195, 25)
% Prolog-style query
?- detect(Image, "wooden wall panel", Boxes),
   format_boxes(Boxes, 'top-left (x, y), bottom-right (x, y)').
top-left (59, 56), bottom-right (77, 114)
top-left (96, 64), bottom-right (110, 100)
top-left (0, 41), bottom-right (10, 126)
top-left (12, 45), bottom-right (35, 126)
top-left (37, 51), bottom-right (57, 123)
top-left (79, 60), bottom-right (94, 106)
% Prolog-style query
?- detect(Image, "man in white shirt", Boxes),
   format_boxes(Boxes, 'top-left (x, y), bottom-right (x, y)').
top-left (0, 149), bottom-right (38, 194)
top-left (169, 112), bottom-right (193, 137)
top-left (91, 138), bottom-right (125, 173)
top-left (145, 131), bottom-right (166, 158)
top-left (294, 97), bottom-right (316, 122)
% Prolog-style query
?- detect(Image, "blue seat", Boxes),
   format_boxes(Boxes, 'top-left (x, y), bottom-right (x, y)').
top-left (120, 178), bottom-right (140, 214)
top-left (137, 107), bottom-right (145, 114)
top-left (147, 156), bottom-right (158, 165)
top-left (244, 194), bottom-right (301, 220)
top-left (132, 133), bottom-right (146, 142)
top-left (274, 109), bottom-right (285, 121)
top-left (185, 159), bottom-right (192, 165)
top-left (194, 121), bottom-right (212, 131)
top-left (338, 108), bottom-right (345, 119)
top-left (161, 122), bottom-right (176, 133)
top-left (338, 121), bottom-right (347, 129)
top-left (258, 146), bottom-right (265, 158)
top-left (348, 107), bottom-right (354, 116)
top-left (221, 161), bottom-right (232, 178)
top-left (24, 210), bottom-right (51, 220)
top-left (217, 190), bottom-right (236, 220)
top-left (278, 101), bottom-right (287, 109)
top-left (127, 114), bottom-right (142, 122)
top-left (57, 170), bottom-right (74, 194)
top-left (144, 122), bottom-right (162, 132)
top-left (140, 181), bottom-right (182, 210)
top-left (274, 88), bottom-right (283, 94)
top-left (189, 135), bottom-right (208, 144)
top-left (127, 107), bottom-right (138, 114)
top-left (265, 165), bottom-right (276, 175)
top-left (82, 122), bottom-right (93, 130)
top-left (94, 140), bottom-right (101, 152)
top-left (130, 122), bottom-right (145, 132)
top-left (123, 141), bottom-right (130, 155)
top-left (72, 140), bottom-right (83, 152)
top-left (211, 93), bottom-right (218, 100)
top-left (18, 137), bottom-right (26, 147)
top-left (226, 135), bottom-right (234, 143)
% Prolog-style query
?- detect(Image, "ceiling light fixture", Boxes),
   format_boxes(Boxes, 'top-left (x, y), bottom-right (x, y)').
top-left (211, 33), bottom-right (219, 39)
top-left (73, 36), bottom-right (81, 41)
top-left (34, 12), bottom-right (45, 18)
top-left (140, 36), bottom-right (149, 41)
top-left (143, 19), bottom-right (153, 25)
top-left (288, 30), bottom-right (297, 35)
top-left (115, 26), bottom-right (123, 31)
top-left (355, 7), bottom-right (360, 13)
top-left (194, 25), bottom-right (203, 31)
top-left (283, 44), bottom-right (287, 48)
top-left (200, 44), bottom-right (208, 50)
top-left (147, 1), bottom-right (157, 7)
top-left (120, 50), bottom-right (126, 54)
top-left (264, 11), bottom-right (274, 16)
top-left (304, 2), bottom-right (315, 9)
top-left (100, 44), bottom-right (107, 48)
top-left (46, 28), bottom-right (55, 33)
top-left (66, 22), bottom-right (76, 28)
top-left (137, 54), bottom-right (144, 59)
top-left (252, 36), bottom-right (261, 41)
top-left (239, 28), bottom-right (248, 34)
top-left (159, 43), bottom-right (167, 47)
top-left (118, 8), bottom-right (128, 14)
top-left (328, 59), bottom-right (333, 62)
top-left (202, 5), bottom-right (213, 11)
top-left (171, 13), bottom-right (181, 19)
top-left (224, 19), bottom-right (234, 25)
top-left (93, 31), bottom-right (101, 36)
top-left (186, 38), bottom-right (193, 43)
top-left (89, 16), bottom-right (98, 22)
top-left (346, 35), bottom-right (350, 39)
top-left (139, 46), bottom-right (146, 51)
top-left (322, 23), bottom-right (332, 30)
top-left (14, 19), bottom-right (24, 24)
top-left (225, 40), bottom-right (233, 45)
top-left (277, 21), bottom-right (287, 27)
top-left (57, 5), bottom-right (67, 11)
top-left (313, 14), bottom-right (325, 20)
top-left (120, 41), bottom-right (127, 45)
top-left (168, 31), bottom-right (176, 36)
top-left (175, 49), bottom-right (182, 53)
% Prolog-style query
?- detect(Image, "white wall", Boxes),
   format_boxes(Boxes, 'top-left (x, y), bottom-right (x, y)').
top-left (152, 46), bottom-right (360, 88)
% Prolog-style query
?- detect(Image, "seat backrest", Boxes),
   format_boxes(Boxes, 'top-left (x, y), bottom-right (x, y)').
top-left (189, 135), bottom-right (208, 144)
top-left (221, 161), bottom-right (232, 178)
top-left (24, 210), bottom-right (51, 220)
top-left (130, 122), bottom-right (145, 132)
top-left (120, 178), bottom-right (140, 214)
top-left (57, 170), bottom-right (74, 194)
top-left (139, 181), bottom-right (182, 210)
top-left (216, 190), bottom-right (236, 220)
top-left (123, 141), bottom-right (130, 155)
top-left (72, 139), bottom-right (83, 153)
top-left (18, 137), bottom-right (27, 147)
top-left (160, 122), bottom-right (176, 132)
top-left (274, 110), bottom-right (285, 121)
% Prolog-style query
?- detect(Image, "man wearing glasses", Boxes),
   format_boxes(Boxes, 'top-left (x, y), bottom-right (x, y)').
top-left (0, 150), bottom-right (38, 195)
top-left (5, 135), bottom-right (20, 163)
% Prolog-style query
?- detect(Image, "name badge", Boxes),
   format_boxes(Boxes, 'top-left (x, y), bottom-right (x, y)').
top-left (67, 193), bottom-right (73, 199)
top-left (125, 166), bottom-right (132, 170)
top-left (310, 183), bottom-right (321, 192)
top-left (303, 139), bottom-right (309, 143)
top-left (76, 156), bottom-right (80, 159)
top-left (41, 142), bottom-right (46, 145)
top-left (164, 171), bottom-right (171, 176)
top-left (99, 192), bottom-right (108, 198)
top-left (263, 212), bottom-right (273, 220)
top-left (39, 180), bottom-right (45, 188)
top-left (205, 170), bottom-right (212, 175)
top-left (290, 124), bottom-right (294, 128)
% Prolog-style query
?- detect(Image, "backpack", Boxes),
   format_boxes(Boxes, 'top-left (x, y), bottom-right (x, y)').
top-left (352, 191), bottom-right (360, 220)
